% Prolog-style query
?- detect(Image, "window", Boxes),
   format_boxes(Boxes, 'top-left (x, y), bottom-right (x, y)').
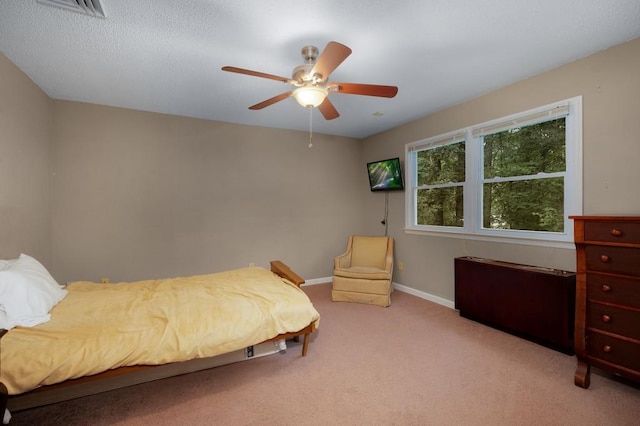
top-left (415, 135), bottom-right (465, 227)
top-left (405, 97), bottom-right (582, 246)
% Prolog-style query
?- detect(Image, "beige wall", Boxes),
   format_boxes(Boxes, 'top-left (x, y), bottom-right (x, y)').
top-left (3, 36), bottom-right (639, 295)
top-left (50, 102), bottom-right (364, 283)
top-left (0, 53), bottom-right (53, 266)
top-left (2, 49), bottom-right (363, 285)
top-left (363, 37), bottom-right (640, 302)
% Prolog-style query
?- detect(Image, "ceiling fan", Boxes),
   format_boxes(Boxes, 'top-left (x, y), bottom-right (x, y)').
top-left (221, 41), bottom-right (398, 120)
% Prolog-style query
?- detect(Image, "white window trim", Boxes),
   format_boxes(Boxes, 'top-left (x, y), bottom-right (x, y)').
top-left (404, 96), bottom-right (582, 248)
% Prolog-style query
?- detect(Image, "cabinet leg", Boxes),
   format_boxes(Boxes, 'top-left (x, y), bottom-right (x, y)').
top-left (574, 359), bottom-right (591, 388)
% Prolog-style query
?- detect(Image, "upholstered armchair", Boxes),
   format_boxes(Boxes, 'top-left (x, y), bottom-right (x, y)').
top-left (332, 235), bottom-right (394, 307)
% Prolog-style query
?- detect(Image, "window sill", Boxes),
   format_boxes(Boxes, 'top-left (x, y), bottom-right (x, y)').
top-left (403, 227), bottom-right (576, 249)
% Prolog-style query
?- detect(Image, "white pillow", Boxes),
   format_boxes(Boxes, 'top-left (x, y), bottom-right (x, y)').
top-left (0, 254), bottom-right (67, 329)
top-left (0, 258), bottom-right (14, 271)
top-left (0, 308), bottom-right (8, 330)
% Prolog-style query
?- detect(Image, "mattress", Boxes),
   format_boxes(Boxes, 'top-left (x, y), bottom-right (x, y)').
top-left (0, 266), bottom-right (319, 395)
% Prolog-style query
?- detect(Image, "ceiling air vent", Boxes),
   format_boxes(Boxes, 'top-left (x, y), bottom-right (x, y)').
top-left (37, 0), bottom-right (106, 19)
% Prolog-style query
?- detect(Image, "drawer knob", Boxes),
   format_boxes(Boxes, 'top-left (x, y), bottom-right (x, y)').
top-left (610, 228), bottom-right (623, 237)
top-left (600, 254), bottom-right (610, 263)
top-left (601, 314), bottom-right (611, 323)
top-left (601, 284), bottom-right (612, 292)
top-left (603, 345), bottom-right (612, 353)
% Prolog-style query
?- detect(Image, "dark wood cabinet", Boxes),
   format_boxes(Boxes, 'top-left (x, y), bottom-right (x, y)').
top-left (570, 216), bottom-right (640, 388)
top-left (454, 257), bottom-right (576, 354)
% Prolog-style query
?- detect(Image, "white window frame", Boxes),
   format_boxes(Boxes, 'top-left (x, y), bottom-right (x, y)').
top-left (404, 96), bottom-right (582, 248)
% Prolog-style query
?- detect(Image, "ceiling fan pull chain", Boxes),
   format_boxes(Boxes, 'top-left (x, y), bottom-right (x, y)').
top-left (308, 106), bottom-right (313, 148)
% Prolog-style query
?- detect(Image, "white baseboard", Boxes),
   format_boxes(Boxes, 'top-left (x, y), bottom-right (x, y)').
top-left (302, 277), bottom-right (333, 286)
top-left (301, 277), bottom-right (455, 310)
top-left (392, 282), bottom-right (455, 309)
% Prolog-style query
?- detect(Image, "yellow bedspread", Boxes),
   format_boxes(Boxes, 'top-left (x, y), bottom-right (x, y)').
top-left (0, 267), bottom-right (320, 395)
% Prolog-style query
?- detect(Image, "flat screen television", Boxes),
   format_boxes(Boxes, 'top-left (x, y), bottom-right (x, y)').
top-left (366, 157), bottom-right (404, 192)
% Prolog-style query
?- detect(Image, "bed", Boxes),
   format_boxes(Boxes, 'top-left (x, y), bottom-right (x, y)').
top-left (0, 258), bottom-right (319, 418)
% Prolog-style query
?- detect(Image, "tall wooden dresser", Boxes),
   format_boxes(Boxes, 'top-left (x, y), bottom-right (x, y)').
top-left (570, 216), bottom-right (640, 388)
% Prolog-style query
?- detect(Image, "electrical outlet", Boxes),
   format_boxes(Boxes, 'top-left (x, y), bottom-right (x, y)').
top-left (398, 262), bottom-right (404, 271)
top-left (249, 262), bottom-right (255, 267)
top-left (101, 277), bottom-right (110, 284)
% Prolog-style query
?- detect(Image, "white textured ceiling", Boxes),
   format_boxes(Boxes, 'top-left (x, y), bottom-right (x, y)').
top-left (1, 1), bottom-right (639, 139)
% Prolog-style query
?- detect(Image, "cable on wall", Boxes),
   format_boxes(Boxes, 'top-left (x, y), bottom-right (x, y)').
top-left (380, 191), bottom-right (389, 236)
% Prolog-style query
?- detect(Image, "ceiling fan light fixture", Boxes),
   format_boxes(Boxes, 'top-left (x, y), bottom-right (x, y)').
top-left (293, 85), bottom-right (328, 108)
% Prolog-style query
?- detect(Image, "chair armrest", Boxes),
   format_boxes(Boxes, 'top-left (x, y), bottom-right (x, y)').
top-left (334, 251), bottom-right (352, 269)
top-left (384, 252), bottom-right (394, 272)
top-left (384, 238), bottom-right (394, 272)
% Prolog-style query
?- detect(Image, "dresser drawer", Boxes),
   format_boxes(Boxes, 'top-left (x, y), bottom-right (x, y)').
top-left (587, 273), bottom-right (640, 309)
top-left (587, 302), bottom-right (640, 340)
top-left (587, 332), bottom-right (640, 372)
top-left (585, 245), bottom-right (640, 277)
top-left (584, 220), bottom-right (640, 244)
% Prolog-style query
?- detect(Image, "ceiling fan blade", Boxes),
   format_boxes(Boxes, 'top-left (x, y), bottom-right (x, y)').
top-left (222, 66), bottom-right (291, 83)
top-left (248, 91), bottom-right (292, 110)
top-left (310, 41), bottom-right (352, 81)
top-left (328, 82), bottom-right (398, 98)
top-left (318, 98), bottom-right (340, 120)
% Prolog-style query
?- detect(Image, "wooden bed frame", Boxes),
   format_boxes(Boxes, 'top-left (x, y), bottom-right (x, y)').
top-left (0, 261), bottom-right (316, 413)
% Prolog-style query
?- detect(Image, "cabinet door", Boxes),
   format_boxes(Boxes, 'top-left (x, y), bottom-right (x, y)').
top-left (585, 246), bottom-right (640, 277)
top-left (587, 273), bottom-right (640, 309)
top-left (587, 302), bottom-right (640, 340)
top-left (587, 332), bottom-right (640, 372)
top-left (584, 221), bottom-right (640, 244)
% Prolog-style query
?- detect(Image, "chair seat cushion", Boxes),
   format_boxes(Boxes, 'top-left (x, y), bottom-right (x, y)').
top-left (332, 275), bottom-right (391, 295)
top-left (333, 266), bottom-right (391, 280)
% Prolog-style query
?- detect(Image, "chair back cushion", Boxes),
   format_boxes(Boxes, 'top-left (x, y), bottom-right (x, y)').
top-left (350, 236), bottom-right (389, 269)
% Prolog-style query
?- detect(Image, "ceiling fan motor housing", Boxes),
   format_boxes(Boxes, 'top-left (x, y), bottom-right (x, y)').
top-left (292, 64), bottom-right (314, 84)
top-left (293, 45), bottom-right (324, 84)
top-left (301, 45), bottom-right (319, 63)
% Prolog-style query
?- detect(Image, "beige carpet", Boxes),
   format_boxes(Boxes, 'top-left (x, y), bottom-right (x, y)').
top-left (10, 283), bottom-right (640, 425)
